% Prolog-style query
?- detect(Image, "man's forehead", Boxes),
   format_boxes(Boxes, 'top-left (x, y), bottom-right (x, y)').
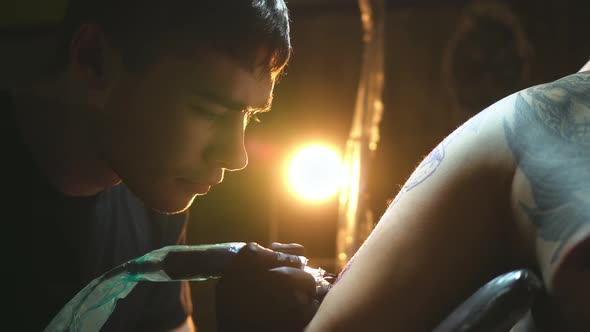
top-left (152, 49), bottom-right (275, 107)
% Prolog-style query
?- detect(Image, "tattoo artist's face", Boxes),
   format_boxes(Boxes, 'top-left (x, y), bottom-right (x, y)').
top-left (97, 50), bottom-right (274, 213)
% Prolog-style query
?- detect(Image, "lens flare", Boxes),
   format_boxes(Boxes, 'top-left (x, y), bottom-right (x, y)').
top-left (288, 145), bottom-right (345, 201)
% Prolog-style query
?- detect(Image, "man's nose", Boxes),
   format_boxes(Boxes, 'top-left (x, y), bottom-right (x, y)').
top-left (223, 141), bottom-right (248, 171)
top-left (208, 119), bottom-right (249, 171)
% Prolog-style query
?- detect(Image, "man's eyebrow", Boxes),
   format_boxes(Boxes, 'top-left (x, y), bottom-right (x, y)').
top-left (192, 89), bottom-right (271, 113)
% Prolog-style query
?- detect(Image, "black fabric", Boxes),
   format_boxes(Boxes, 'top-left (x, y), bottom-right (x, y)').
top-left (0, 91), bottom-right (191, 331)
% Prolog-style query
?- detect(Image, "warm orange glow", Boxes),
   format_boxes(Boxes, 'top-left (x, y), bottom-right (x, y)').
top-left (287, 145), bottom-right (345, 201)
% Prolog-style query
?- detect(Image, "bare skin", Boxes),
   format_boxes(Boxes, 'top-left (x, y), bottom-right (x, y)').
top-left (305, 72), bottom-right (590, 331)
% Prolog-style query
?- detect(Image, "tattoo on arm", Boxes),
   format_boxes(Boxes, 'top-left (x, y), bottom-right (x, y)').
top-left (504, 73), bottom-right (590, 263)
top-left (388, 107), bottom-right (491, 208)
top-left (338, 107), bottom-right (493, 280)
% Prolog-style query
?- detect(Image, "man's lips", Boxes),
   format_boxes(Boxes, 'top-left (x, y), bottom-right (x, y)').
top-left (177, 178), bottom-right (220, 194)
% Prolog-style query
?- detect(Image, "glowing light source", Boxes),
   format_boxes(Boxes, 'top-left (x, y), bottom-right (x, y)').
top-left (288, 145), bottom-right (345, 201)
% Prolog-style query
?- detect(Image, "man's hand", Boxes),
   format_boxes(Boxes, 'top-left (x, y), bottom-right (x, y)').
top-left (215, 242), bottom-right (321, 332)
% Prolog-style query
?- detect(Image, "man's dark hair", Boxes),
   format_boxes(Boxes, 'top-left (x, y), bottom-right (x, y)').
top-left (56, 0), bottom-right (291, 78)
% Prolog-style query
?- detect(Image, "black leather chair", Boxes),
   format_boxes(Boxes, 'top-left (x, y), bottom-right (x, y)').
top-left (434, 269), bottom-right (544, 332)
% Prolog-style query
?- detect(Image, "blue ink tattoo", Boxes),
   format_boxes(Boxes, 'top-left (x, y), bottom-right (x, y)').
top-left (504, 73), bottom-right (590, 262)
top-left (388, 107), bottom-right (491, 208)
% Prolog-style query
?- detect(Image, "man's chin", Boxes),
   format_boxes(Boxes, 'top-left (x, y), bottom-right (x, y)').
top-left (150, 195), bottom-right (197, 215)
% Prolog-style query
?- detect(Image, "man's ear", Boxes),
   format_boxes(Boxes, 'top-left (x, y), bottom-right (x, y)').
top-left (69, 23), bottom-right (109, 89)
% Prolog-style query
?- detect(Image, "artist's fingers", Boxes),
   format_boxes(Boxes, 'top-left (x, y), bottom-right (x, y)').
top-left (268, 242), bottom-right (305, 256)
top-left (267, 266), bottom-right (317, 303)
top-left (226, 242), bottom-right (304, 272)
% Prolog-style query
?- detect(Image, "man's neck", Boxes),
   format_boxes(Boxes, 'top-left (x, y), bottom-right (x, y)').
top-left (10, 80), bottom-right (121, 197)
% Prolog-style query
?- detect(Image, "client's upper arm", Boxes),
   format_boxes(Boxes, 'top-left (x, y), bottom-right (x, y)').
top-left (305, 94), bottom-right (524, 332)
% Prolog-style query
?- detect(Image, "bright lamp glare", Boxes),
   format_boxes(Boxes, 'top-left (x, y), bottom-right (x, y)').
top-left (288, 145), bottom-right (345, 201)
